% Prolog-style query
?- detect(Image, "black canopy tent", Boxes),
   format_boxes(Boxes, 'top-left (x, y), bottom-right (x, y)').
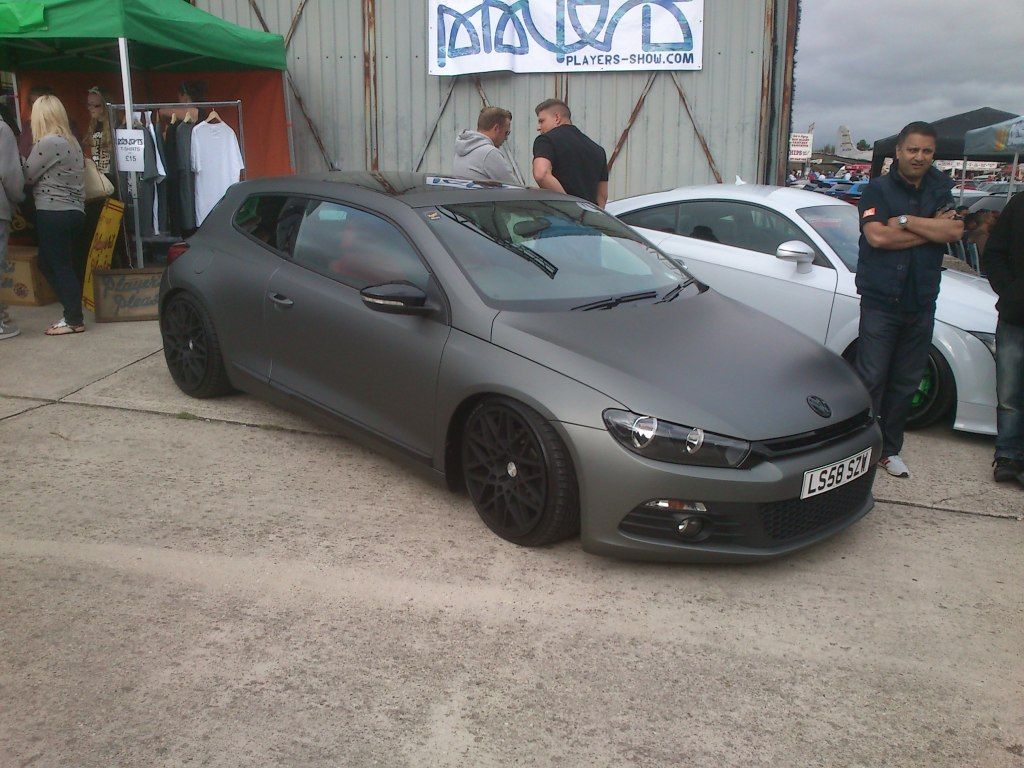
top-left (869, 107), bottom-right (1019, 177)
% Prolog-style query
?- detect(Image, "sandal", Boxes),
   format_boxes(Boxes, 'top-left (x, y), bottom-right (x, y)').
top-left (45, 318), bottom-right (86, 336)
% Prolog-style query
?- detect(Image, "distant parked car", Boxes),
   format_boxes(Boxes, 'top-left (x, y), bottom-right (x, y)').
top-left (608, 185), bottom-right (998, 435)
top-left (977, 182), bottom-right (1020, 195)
top-left (838, 180), bottom-right (869, 204)
top-left (968, 193), bottom-right (1019, 214)
top-left (824, 180), bottom-right (868, 204)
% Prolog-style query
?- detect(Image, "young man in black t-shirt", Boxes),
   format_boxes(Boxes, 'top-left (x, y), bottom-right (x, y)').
top-left (531, 99), bottom-right (608, 207)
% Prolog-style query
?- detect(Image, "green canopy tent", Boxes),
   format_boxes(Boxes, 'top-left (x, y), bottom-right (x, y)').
top-left (1, 0), bottom-right (287, 265)
top-left (0, 0), bottom-right (286, 71)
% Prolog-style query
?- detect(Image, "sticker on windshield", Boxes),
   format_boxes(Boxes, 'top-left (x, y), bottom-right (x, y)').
top-left (426, 210), bottom-right (441, 221)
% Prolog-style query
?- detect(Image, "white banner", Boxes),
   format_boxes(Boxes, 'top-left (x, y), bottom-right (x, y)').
top-left (429, 0), bottom-right (704, 75)
top-left (788, 132), bottom-right (812, 162)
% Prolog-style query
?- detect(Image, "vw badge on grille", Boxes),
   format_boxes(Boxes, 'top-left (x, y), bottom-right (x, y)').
top-left (807, 395), bottom-right (832, 418)
top-left (685, 427), bottom-right (705, 454)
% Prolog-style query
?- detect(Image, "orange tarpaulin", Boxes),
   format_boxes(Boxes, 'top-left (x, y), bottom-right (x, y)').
top-left (17, 69), bottom-right (292, 178)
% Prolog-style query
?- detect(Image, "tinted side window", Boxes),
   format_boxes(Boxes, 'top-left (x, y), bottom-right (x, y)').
top-left (676, 200), bottom-right (824, 262)
top-left (291, 201), bottom-right (430, 290)
top-left (619, 203), bottom-right (679, 233)
top-left (233, 194), bottom-right (306, 255)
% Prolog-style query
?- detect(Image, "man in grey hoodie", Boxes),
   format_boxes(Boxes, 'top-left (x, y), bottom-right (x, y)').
top-left (453, 107), bottom-right (518, 185)
top-left (0, 110), bottom-right (26, 339)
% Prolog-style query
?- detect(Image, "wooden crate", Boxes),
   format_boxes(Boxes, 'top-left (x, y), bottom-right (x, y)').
top-left (0, 245), bottom-right (58, 306)
top-left (92, 267), bottom-right (164, 322)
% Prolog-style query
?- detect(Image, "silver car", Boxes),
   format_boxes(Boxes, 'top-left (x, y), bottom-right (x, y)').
top-left (160, 173), bottom-right (880, 562)
top-left (609, 185), bottom-right (999, 435)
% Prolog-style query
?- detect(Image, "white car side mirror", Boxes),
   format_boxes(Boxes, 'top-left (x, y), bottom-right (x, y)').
top-left (776, 240), bottom-right (816, 274)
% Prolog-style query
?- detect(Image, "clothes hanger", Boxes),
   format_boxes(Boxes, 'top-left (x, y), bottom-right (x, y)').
top-left (204, 109), bottom-right (222, 124)
top-left (170, 111), bottom-right (178, 125)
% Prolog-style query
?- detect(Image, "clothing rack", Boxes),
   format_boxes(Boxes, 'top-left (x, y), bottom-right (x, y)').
top-left (105, 100), bottom-right (246, 267)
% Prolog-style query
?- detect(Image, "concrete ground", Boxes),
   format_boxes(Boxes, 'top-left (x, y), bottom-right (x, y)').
top-left (1, 304), bottom-right (1021, 768)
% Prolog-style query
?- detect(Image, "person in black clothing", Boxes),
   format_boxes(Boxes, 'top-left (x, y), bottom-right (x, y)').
top-left (531, 99), bottom-right (608, 207)
top-left (981, 191), bottom-right (1024, 487)
top-left (854, 122), bottom-right (963, 478)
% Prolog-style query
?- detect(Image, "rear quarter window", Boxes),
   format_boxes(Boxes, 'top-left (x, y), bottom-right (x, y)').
top-left (232, 194), bottom-right (306, 255)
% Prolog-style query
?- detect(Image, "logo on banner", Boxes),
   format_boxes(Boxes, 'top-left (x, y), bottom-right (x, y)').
top-left (430, 0), bottom-right (705, 75)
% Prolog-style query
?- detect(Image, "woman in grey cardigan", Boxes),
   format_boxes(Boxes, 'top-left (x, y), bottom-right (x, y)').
top-left (23, 95), bottom-right (86, 335)
top-left (0, 105), bottom-right (25, 339)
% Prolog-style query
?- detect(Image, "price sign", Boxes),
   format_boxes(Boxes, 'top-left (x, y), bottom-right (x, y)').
top-left (115, 128), bottom-right (146, 172)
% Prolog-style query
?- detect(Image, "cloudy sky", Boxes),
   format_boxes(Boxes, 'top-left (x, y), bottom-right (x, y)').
top-left (792, 0), bottom-right (1024, 149)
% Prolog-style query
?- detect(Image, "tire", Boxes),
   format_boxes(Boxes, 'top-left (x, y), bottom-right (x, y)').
top-left (460, 397), bottom-right (580, 546)
top-left (844, 341), bottom-right (956, 430)
top-left (161, 292), bottom-right (233, 399)
top-left (905, 346), bottom-right (956, 429)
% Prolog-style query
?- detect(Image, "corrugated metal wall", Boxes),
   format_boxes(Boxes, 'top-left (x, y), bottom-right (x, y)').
top-left (197, 0), bottom-right (793, 199)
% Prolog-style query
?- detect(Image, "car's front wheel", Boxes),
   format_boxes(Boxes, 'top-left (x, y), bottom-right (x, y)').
top-left (461, 397), bottom-right (579, 546)
top-left (161, 292), bottom-right (233, 399)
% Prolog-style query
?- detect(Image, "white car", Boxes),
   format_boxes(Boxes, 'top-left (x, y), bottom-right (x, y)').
top-left (607, 185), bottom-right (997, 435)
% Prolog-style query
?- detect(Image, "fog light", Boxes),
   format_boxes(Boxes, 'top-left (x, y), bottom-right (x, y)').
top-left (645, 499), bottom-right (707, 513)
top-left (676, 517), bottom-right (704, 538)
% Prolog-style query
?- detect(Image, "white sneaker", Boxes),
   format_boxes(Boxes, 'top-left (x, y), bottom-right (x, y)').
top-left (879, 455), bottom-right (910, 478)
top-left (0, 319), bottom-right (20, 340)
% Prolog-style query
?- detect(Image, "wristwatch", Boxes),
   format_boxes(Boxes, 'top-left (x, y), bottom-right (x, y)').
top-left (898, 215), bottom-right (909, 229)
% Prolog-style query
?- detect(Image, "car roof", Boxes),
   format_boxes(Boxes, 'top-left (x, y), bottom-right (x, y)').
top-left (231, 171), bottom-right (567, 208)
top-left (607, 184), bottom-right (852, 216)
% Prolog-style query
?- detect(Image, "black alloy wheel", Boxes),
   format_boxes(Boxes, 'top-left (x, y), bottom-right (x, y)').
top-left (161, 292), bottom-right (232, 398)
top-left (461, 397), bottom-right (579, 546)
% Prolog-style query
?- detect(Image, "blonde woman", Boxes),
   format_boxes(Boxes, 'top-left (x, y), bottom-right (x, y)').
top-left (85, 86), bottom-right (113, 179)
top-left (23, 94), bottom-right (86, 335)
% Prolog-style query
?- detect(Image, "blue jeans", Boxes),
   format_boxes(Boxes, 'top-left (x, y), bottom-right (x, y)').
top-left (854, 305), bottom-right (935, 457)
top-left (0, 219), bottom-right (11, 319)
top-left (35, 209), bottom-right (85, 327)
top-left (995, 319), bottom-right (1024, 462)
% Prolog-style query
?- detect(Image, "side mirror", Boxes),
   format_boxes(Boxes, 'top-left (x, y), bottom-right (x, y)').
top-left (776, 240), bottom-right (816, 274)
top-left (360, 282), bottom-right (431, 315)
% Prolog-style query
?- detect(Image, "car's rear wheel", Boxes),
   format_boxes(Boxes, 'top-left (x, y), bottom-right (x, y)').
top-left (906, 346), bottom-right (956, 429)
top-left (844, 342), bottom-right (955, 429)
top-left (461, 397), bottom-right (579, 546)
top-left (161, 292), bottom-right (233, 398)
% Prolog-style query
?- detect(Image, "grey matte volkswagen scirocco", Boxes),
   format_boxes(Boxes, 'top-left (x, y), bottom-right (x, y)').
top-left (159, 173), bottom-right (881, 562)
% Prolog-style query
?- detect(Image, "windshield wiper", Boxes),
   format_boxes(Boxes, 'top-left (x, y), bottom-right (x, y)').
top-left (438, 208), bottom-right (558, 279)
top-left (655, 278), bottom-right (697, 304)
top-left (571, 290), bottom-right (658, 311)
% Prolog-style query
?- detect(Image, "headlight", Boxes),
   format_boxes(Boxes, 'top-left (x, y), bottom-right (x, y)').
top-left (603, 409), bottom-right (750, 468)
top-left (967, 331), bottom-right (996, 357)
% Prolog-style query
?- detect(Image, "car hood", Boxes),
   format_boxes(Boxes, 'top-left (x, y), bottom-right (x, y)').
top-left (492, 290), bottom-right (871, 441)
top-left (935, 269), bottom-right (997, 333)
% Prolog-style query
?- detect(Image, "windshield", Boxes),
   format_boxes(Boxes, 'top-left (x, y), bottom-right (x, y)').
top-left (797, 204), bottom-right (860, 271)
top-left (425, 199), bottom-right (695, 310)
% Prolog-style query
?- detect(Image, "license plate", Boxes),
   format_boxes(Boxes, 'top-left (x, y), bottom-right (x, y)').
top-left (800, 448), bottom-right (873, 500)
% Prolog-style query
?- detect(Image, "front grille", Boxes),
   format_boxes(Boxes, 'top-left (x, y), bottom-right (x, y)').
top-left (760, 468), bottom-right (875, 542)
top-left (752, 410), bottom-right (874, 459)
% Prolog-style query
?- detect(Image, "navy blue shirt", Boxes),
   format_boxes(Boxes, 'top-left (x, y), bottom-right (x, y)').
top-left (856, 162), bottom-right (954, 312)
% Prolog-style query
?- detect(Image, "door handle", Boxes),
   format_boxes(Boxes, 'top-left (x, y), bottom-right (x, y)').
top-left (268, 292), bottom-right (293, 307)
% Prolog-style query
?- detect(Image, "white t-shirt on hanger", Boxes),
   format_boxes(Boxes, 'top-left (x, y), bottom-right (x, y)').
top-left (190, 120), bottom-right (244, 226)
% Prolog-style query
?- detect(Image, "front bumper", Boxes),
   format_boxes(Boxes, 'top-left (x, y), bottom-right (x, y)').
top-left (559, 420), bottom-right (882, 563)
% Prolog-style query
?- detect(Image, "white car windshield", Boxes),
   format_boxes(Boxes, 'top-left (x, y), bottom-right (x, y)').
top-left (797, 204), bottom-right (860, 271)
